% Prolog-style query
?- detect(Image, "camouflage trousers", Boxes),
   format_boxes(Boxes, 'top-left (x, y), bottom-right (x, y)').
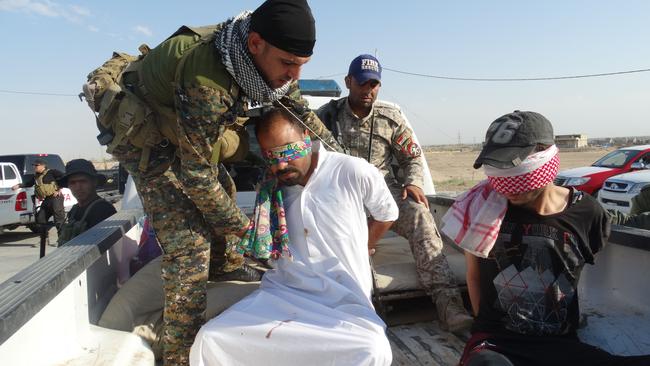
top-left (389, 186), bottom-right (459, 300)
top-left (114, 144), bottom-right (244, 366)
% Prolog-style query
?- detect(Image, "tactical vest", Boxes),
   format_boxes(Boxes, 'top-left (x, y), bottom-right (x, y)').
top-left (83, 24), bottom-right (247, 172)
top-left (34, 169), bottom-right (58, 199)
top-left (57, 199), bottom-right (104, 246)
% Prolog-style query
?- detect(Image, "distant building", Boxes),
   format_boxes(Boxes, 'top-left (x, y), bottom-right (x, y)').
top-left (555, 134), bottom-right (588, 149)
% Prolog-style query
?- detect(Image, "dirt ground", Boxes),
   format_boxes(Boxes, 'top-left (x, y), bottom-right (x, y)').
top-left (426, 147), bottom-right (614, 193)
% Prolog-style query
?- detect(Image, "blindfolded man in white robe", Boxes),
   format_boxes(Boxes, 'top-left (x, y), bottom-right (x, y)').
top-left (190, 106), bottom-right (399, 366)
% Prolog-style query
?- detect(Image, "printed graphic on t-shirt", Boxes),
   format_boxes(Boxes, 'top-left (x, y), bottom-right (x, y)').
top-left (490, 222), bottom-right (585, 336)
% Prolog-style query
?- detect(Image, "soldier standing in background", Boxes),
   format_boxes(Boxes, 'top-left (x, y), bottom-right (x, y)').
top-left (82, 0), bottom-right (340, 364)
top-left (12, 158), bottom-right (65, 237)
top-left (316, 54), bottom-right (473, 333)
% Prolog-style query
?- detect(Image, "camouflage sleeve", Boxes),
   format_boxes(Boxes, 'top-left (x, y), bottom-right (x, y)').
top-left (630, 186), bottom-right (650, 215)
top-left (390, 111), bottom-right (425, 189)
top-left (609, 209), bottom-right (650, 230)
top-left (174, 85), bottom-right (249, 234)
top-left (283, 82), bottom-right (343, 152)
top-left (607, 209), bottom-right (629, 225)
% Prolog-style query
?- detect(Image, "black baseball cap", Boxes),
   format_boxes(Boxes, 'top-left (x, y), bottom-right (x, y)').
top-left (473, 111), bottom-right (555, 169)
top-left (58, 159), bottom-right (107, 187)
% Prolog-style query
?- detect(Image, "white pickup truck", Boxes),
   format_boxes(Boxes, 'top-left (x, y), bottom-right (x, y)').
top-left (0, 155), bottom-right (77, 233)
top-left (1, 83), bottom-right (648, 365)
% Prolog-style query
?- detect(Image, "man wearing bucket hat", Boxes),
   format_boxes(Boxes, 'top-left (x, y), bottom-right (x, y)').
top-left (317, 54), bottom-right (473, 332)
top-left (57, 159), bottom-right (116, 246)
top-left (443, 111), bottom-right (650, 365)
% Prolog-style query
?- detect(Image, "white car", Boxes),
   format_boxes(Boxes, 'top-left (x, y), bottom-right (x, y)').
top-left (598, 169), bottom-right (650, 214)
top-left (0, 157), bottom-right (77, 233)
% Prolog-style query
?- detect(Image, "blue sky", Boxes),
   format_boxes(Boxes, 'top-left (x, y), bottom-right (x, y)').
top-left (1, 0), bottom-right (650, 161)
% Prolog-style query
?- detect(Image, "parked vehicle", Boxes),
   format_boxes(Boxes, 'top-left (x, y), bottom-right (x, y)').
top-left (0, 154), bottom-right (77, 232)
top-left (0, 162), bottom-right (27, 231)
top-left (598, 168), bottom-right (650, 214)
top-left (554, 145), bottom-right (650, 195)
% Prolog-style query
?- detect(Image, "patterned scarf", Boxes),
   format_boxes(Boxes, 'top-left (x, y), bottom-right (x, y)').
top-left (237, 172), bottom-right (291, 260)
top-left (214, 11), bottom-right (291, 103)
top-left (441, 145), bottom-right (559, 257)
top-left (237, 137), bottom-right (312, 260)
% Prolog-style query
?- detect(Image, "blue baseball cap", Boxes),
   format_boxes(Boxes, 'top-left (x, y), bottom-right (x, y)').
top-left (348, 54), bottom-right (382, 84)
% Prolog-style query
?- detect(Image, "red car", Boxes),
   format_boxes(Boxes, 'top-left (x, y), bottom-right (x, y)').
top-left (554, 145), bottom-right (650, 195)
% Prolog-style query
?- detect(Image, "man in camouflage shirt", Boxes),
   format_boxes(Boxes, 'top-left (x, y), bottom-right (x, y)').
top-left (85, 1), bottom-right (339, 364)
top-left (316, 54), bottom-right (473, 333)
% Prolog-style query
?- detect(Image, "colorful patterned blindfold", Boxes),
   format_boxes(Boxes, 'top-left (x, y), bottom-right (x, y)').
top-left (262, 136), bottom-right (312, 165)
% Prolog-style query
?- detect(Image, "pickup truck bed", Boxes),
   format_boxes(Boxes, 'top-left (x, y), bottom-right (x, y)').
top-left (1, 199), bottom-right (649, 365)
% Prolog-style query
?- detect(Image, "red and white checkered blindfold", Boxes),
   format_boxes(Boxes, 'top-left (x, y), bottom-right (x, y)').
top-left (484, 145), bottom-right (560, 195)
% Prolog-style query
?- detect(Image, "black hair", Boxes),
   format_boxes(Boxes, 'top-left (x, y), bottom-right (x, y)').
top-left (253, 107), bottom-right (307, 138)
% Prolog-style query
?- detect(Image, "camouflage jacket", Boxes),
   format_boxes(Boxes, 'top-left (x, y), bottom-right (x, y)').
top-left (608, 186), bottom-right (650, 230)
top-left (134, 25), bottom-right (339, 232)
top-left (316, 97), bottom-right (424, 189)
top-left (630, 184), bottom-right (650, 215)
top-left (608, 211), bottom-right (650, 230)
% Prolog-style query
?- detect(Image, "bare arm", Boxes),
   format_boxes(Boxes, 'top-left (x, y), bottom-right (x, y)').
top-left (367, 218), bottom-right (394, 255)
top-left (465, 252), bottom-right (481, 317)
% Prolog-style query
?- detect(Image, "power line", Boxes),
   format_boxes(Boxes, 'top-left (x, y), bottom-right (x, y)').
top-left (0, 89), bottom-right (78, 97)
top-left (382, 67), bottom-right (650, 81)
top-left (314, 72), bottom-right (346, 79)
top-left (3, 66), bottom-right (650, 98)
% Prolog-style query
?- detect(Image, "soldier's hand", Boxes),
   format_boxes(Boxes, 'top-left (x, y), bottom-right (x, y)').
top-left (11, 184), bottom-right (20, 191)
top-left (402, 184), bottom-right (429, 209)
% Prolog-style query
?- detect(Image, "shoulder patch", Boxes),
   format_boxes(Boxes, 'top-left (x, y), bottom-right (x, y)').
top-left (394, 130), bottom-right (422, 158)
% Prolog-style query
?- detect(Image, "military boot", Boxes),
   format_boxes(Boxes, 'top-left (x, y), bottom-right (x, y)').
top-left (436, 290), bottom-right (474, 334)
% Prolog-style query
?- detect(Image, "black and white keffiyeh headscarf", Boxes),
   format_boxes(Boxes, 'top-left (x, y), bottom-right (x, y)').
top-left (214, 11), bottom-right (291, 103)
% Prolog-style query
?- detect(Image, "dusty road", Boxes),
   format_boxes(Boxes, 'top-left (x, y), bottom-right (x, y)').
top-left (0, 227), bottom-right (59, 283)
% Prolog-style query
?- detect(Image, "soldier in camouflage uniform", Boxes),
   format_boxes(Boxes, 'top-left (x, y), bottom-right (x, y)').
top-left (316, 54), bottom-right (473, 333)
top-left (608, 185), bottom-right (650, 230)
top-left (83, 1), bottom-right (339, 365)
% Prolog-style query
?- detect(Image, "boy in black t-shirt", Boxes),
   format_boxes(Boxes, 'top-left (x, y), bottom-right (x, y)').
top-left (442, 111), bottom-right (650, 366)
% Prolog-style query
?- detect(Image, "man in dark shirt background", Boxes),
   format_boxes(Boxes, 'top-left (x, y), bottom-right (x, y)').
top-left (12, 158), bottom-right (65, 233)
top-left (57, 159), bottom-right (116, 245)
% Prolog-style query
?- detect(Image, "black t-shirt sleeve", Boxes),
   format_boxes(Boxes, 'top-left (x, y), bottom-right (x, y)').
top-left (588, 206), bottom-right (610, 255)
top-left (21, 176), bottom-right (35, 188)
top-left (85, 200), bottom-right (117, 228)
top-left (41, 170), bottom-right (63, 184)
top-left (50, 169), bottom-right (64, 180)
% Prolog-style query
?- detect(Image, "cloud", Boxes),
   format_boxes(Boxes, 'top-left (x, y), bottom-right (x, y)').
top-left (0, 0), bottom-right (91, 22)
top-left (69, 4), bottom-right (89, 17)
top-left (88, 25), bottom-right (99, 32)
top-left (133, 25), bottom-right (153, 37)
top-left (0, 0), bottom-right (57, 16)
